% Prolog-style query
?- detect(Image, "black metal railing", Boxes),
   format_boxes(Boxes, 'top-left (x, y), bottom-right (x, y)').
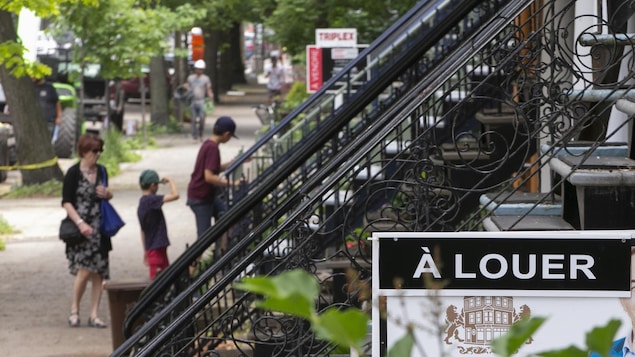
top-left (118, 0), bottom-right (512, 347)
top-left (112, 0), bottom-right (635, 356)
top-left (223, 0), bottom-right (510, 205)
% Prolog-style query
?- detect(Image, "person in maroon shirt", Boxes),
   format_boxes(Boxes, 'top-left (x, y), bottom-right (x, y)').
top-left (187, 116), bottom-right (239, 258)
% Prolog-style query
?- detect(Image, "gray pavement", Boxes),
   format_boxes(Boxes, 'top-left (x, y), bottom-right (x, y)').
top-left (0, 84), bottom-right (267, 356)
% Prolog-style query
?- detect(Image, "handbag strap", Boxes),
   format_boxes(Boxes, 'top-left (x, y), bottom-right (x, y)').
top-left (100, 165), bottom-right (108, 187)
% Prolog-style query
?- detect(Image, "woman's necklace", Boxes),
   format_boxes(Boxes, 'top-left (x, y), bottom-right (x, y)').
top-left (80, 166), bottom-right (96, 178)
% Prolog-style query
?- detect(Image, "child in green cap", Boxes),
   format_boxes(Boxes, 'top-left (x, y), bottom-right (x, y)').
top-left (137, 169), bottom-right (179, 279)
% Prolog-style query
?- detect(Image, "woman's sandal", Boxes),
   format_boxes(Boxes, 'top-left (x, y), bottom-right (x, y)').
top-left (68, 312), bottom-right (80, 327)
top-left (88, 316), bottom-right (107, 328)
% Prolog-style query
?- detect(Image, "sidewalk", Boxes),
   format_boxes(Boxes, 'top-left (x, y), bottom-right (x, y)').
top-left (0, 83), bottom-right (267, 357)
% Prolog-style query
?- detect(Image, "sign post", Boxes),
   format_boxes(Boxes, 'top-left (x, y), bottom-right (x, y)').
top-left (372, 231), bottom-right (632, 356)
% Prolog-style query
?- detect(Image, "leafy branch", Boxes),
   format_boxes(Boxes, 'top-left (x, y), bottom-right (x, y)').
top-left (235, 269), bottom-right (370, 354)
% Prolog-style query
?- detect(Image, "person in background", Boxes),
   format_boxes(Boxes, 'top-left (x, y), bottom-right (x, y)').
top-left (34, 76), bottom-right (62, 141)
top-left (187, 116), bottom-right (239, 258)
top-left (61, 133), bottom-right (112, 329)
top-left (137, 169), bottom-right (180, 280)
top-left (264, 56), bottom-right (285, 105)
top-left (182, 59), bottom-right (213, 141)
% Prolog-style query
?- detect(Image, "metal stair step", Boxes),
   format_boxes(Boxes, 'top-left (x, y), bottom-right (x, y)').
top-left (438, 142), bottom-right (490, 161)
top-left (475, 111), bottom-right (518, 125)
top-left (483, 215), bottom-right (575, 231)
top-left (578, 33), bottom-right (635, 46)
top-left (540, 141), bottom-right (629, 157)
top-left (479, 192), bottom-right (562, 216)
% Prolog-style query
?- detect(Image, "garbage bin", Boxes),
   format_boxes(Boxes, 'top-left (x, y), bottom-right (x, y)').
top-left (104, 280), bottom-right (150, 351)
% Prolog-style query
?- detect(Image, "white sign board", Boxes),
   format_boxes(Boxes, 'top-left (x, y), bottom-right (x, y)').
top-left (372, 231), bottom-right (633, 357)
top-left (316, 28), bottom-right (357, 48)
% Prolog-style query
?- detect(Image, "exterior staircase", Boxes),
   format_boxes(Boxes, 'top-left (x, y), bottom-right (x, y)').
top-left (111, 1), bottom-right (635, 356)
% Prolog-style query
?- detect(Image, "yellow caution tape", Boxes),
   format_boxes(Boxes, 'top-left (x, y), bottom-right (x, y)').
top-left (0, 156), bottom-right (58, 171)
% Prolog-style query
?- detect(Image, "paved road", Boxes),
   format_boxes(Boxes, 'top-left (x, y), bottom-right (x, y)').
top-left (0, 86), bottom-right (266, 356)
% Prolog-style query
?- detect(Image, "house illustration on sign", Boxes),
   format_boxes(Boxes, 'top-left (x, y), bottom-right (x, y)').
top-left (444, 296), bottom-right (533, 353)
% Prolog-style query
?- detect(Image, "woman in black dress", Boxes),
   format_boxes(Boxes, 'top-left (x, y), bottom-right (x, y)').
top-left (61, 133), bottom-right (113, 328)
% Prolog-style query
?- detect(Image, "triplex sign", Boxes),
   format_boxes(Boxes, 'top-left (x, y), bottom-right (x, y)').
top-left (316, 28), bottom-right (357, 48)
top-left (371, 231), bottom-right (633, 357)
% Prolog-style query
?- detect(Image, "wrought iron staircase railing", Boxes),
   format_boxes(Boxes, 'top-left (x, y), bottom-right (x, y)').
top-left (109, 1), bottom-right (545, 356)
top-left (113, 0), bottom-right (635, 356)
top-left (222, 0), bottom-right (510, 205)
top-left (116, 0), bottom-right (516, 349)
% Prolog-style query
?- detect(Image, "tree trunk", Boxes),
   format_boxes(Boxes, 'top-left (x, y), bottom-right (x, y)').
top-left (150, 55), bottom-right (169, 125)
top-left (229, 22), bottom-right (246, 85)
top-left (203, 24), bottom-right (248, 103)
top-left (173, 31), bottom-right (187, 124)
top-left (204, 28), bottom-right (221, 103)
top-left (0, 10), bottom-right (64, 184)
top-left (216, 26), bottom-right (238, 93)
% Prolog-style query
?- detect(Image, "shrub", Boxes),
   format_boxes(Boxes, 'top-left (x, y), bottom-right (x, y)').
top-left (280, 82), bottom-right (310, 113)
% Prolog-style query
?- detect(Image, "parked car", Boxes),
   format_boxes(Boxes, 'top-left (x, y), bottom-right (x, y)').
top-left (121, 70), bottom-right (150, 101)
top-left (120, 65), bottom-right (172, 102)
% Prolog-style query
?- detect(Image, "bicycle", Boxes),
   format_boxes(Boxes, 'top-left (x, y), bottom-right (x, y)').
top-left (252, 98), bottom-right (283, 128)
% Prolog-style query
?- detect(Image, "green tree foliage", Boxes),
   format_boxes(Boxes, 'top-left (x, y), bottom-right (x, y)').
top-left (54, 0), bottom-right (202, 126)
top-left (55, 0), bottom-right (201, 80)
top-left (263, 0), bottom-right (418, 56)
top-left (0, 1), bottom-right (97, 77)
top-left (0, 2), bottom-right (92, 184)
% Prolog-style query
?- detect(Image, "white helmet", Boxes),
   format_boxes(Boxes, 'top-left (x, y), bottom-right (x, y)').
top-left (194, 59), bottom-right (206, 69)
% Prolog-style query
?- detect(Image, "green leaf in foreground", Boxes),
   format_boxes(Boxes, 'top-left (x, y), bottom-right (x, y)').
top-left (235, 270), bottom-right (320, 320)
top-left (256, 292), bottom-right (316, 320)
top-left (387, 328), bottom-right (414, 357)
top-left (537, 345), bottom-right (587, 357)
top-left (585, 319), bottom-right (621, 356)
top-left (314, 308), bottom-right (369, 354)
top-left (491, 316), bottom-right (546, 357)
top-left (537, 319), bottom-right (621, 357)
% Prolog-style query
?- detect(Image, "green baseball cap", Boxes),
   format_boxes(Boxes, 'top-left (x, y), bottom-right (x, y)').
top-left (139, 169), bottom-right (160, 186)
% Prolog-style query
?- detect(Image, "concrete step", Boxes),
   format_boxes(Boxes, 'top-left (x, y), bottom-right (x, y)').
top-left (480, 192), bottom-right (562, 216)
top-left (483, 215), bottom-right (575, 231)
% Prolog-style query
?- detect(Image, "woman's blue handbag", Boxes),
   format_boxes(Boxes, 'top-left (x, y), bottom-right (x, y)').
top-left (99, 166), bottom-right (125, 237)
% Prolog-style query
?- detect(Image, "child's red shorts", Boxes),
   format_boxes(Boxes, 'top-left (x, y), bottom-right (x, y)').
top-left (147, 247), bottom-right (169, 279)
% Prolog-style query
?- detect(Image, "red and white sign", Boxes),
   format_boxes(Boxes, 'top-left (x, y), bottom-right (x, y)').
top-left (307, 45), bottom-right (323, 93)
top-left (316, 28), bottom-right (357, 48)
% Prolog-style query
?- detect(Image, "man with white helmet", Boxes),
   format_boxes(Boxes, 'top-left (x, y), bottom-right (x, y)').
top-left (183, 59), bottom-right (213, 140)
